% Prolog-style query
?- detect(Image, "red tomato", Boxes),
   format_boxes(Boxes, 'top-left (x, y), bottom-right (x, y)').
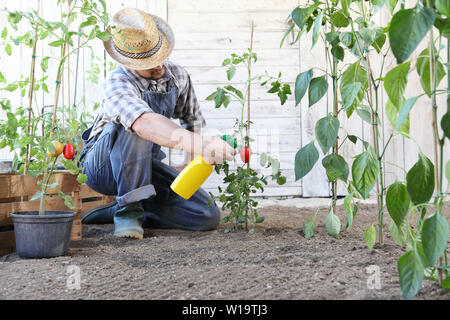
top-left (63, 143), bottom-right (75, 160)
top-left (240, 147), bottom-right (251, 163)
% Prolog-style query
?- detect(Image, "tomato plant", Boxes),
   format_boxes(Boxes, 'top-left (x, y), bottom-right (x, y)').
top-left (0, 0), bottom-right (112, 214)
top-left (207, 47), bottom-right (287, 234)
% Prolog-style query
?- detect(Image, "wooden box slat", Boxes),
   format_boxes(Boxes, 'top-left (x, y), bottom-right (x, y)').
top-left (0, 231), bottom-right (15, 257)
top-left (0, 172), bottom-right (78, 199)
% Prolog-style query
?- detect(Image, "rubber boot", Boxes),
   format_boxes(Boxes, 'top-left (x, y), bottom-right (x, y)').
top-left (81, 201), bottom-right (118, 224)
top-left (113, 202), bottom-right (145, 239)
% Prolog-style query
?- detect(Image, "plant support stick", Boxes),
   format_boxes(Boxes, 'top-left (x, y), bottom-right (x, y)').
top-left (24, 0), bottom-right (41, 175)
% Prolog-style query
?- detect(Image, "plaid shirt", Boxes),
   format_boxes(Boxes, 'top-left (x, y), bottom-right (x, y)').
top-left (89, 60), bottom-right (206, 140)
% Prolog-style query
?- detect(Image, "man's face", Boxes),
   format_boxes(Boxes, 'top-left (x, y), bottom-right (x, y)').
top-left (135, 63), bottom-right (166, 80)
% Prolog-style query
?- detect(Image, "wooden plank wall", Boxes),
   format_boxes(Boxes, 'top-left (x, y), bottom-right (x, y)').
top-left (0, 0), bottom-right (449, 199)
top-left (167, 0), bottom-right (302, 197)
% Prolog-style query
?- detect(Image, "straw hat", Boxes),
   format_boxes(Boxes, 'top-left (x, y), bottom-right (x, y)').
top-left (103, 8), bottom-right (174, 70)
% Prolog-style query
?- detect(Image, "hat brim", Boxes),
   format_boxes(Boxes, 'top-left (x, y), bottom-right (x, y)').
top-left (103, 13), bottom-right (174, 70)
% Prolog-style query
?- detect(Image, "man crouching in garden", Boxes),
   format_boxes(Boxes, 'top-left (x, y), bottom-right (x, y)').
top-left (78, 8), bottom-right (235, 239)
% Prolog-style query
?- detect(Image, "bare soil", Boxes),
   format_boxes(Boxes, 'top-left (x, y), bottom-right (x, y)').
top-left (0, 200), bottom-right (449, 300)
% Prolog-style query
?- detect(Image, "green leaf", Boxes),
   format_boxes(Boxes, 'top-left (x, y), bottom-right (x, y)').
top-left (303, 219), bottom-right (316, 238)
top-left (255, 216), bottom-right (265, 223)
top-left (79, 16), bottom-right (97, 28)
top-left (0, 71), bottom-right (5, 83)
top-left (389, 7), bottom-right (435, 64)
top-left (364, 225), bottom-right (376, 250)
top-left (1, 27), bottom-right (7, 40)
top-left (30, 190), bottom-right (44, 201)
top-left (5, 43), bottom-right (11, 56)
top-left (406, 152), bottom-right (435, 205)
top-left (446, 160), bottom-right (450, 184)
top-left (344, 194), bottom-right (357, 229)
top-left (435, 17), bottom-right (450, 38)
top-left (416, 48), bottom-right (446, 96)
top-left (214, 88), bottom-right (225, 108)
top-left (421, 212), bottom-right (449, 266)
top-left (330, 10), bottom-right (350, 28)
top-left (386, 0), bottom-right (399, 15)
top-left (384, 61), bottom-right (411, 108)
top-left (77, 173), bottom-right (88, 184)
top-left (96, 32), bottom-right (111, 41)
top-left (396, 96), bottom-right (418, 132)
top-left (398, 250), bottom-right (425, 299)
top-left (340, 61), bottom-right (368, 117)
top-left (226, 66), bottom-right (236, 80)
top-left (291, 7), bottom-right (309, 29)
top-left (315, 115), bottom-right (340, 154)
top-left (325, 208), bottom-right (341, 238)
top-left (443, 277), bottom-right (450, 290)
top-left (389, 220), bottom-right (407, 247)
top-left (308, 76), bottom-right (328, 107)
top-left (386, 98), bottom-right (410, 134)
top-left (311, 12), bottom-right (323, 49)
top-left (224, 85), bottom-right (244, 100)
top-left (341, 0), bottom-right (351, 16)
top-left (386, 181), bottom-right (410, 226)
top-left (441, 110), bottom-right (450, 140)
top-left (436, 0), bottom-right (450, 17)
top-left (294, 141), bottom-right (319, 181)
top-left (341, 83), bottom-right (361, 111)
top-left (295, 69), bottom-right (313, 106)
top-left (322, 153), bottom-right (349, 182)
top-left (41, 56), bottom-right (50, 73)
top-left (352, 148), bottom-right (380, 199)
top-left (372, 33), bottom-right (386, 53)
top-left (348, 135), bottom-right (357, 144)
top-left (48, 40), bottom-right (65, 47)
top-left (331, 45), bottom-right (345, 61)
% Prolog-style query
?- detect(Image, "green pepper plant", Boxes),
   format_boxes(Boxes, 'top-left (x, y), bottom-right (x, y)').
top-left (283, 0), bottom-right (450, 298)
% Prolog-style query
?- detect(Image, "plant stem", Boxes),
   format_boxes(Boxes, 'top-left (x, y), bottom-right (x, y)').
top-left (245, 21), bottom-right (254, 230)
top-left (361, 0), bottom-right (383, 245)
top-left (24, 0), bottom-right (41, 175)
top-left (331, 55), bottom-right (338, 214)
top-left (39, 157), bottom-right (57, 216)
top-left (50, 0), bottom-right (72, 141)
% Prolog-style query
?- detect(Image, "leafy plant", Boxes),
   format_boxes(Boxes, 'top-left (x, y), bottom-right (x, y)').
top-left (0, 0), bottom-right (112, 215)
top-left (207, 48), bottom-right (287, 234)
top-left (283, 0), bottom-right (449, 299)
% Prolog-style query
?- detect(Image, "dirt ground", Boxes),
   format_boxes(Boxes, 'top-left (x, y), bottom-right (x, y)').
top-left (0, 199), bottom-right (449, 300)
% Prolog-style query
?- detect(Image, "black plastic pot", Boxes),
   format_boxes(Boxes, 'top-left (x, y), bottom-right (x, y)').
top-left (10, 211), bottom-right (76, 259)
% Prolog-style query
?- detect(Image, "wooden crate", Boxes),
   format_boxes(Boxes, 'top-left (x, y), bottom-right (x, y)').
top-left (0, 171), bottom-right (115, 256)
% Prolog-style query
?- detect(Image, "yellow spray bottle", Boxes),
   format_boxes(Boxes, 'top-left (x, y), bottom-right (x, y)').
top-left (170, 135), bottom-right (237, 200)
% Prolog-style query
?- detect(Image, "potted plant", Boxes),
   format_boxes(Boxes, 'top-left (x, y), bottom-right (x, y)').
top-left (0, 0), bottom-right (111, 258)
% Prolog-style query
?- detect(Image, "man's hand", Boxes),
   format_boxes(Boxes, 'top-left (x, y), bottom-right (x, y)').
top-left (201, 136), bottom-right (236, 165)
top-left (132, 113), bottom-right (236, 165)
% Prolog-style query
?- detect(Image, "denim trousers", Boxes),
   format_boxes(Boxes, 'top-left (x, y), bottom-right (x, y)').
top-left (80, 122), bottom-right (220, 231)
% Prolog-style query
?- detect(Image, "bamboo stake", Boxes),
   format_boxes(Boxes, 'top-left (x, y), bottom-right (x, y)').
top-left (50, 0), bottom-right (71, 140)
top-left (245, 21), bottom-right (254, 231)
top-left (24, 0), bottom-right (41, 175)
top-left (360, 0), bottom-right (384, 246)
top-left (247, 21), bottom-right (254, 140)
top-left (428, 20), bottom-right (444, 287)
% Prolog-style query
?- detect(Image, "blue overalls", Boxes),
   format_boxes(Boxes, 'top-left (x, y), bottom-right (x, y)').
top-left (79, 67), bottom-right (220, 231)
